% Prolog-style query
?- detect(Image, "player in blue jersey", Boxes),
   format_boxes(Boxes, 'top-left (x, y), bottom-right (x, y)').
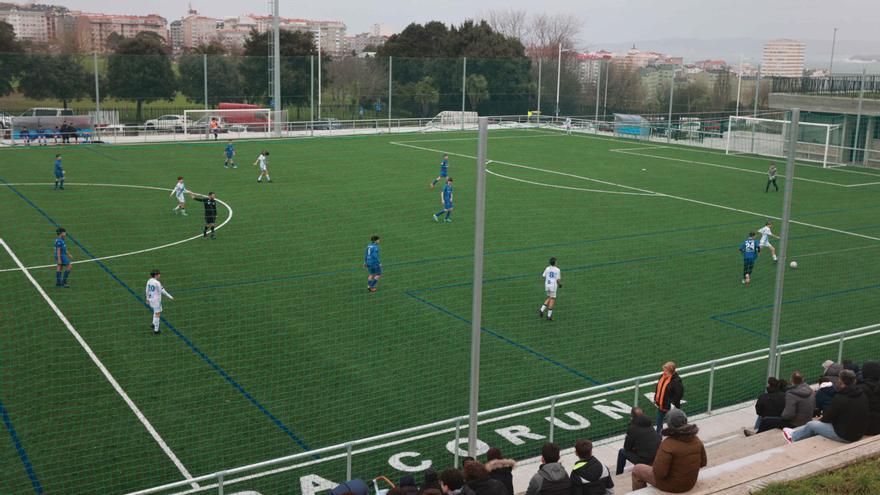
top-left (739, 231), bottom-right (761, 286)
top-left (224, 140), bottom-right (236, 168)
top-left (433, 178), bottom-right (454, 223)
top-left (364, 235), bottom-right (382, 293)
top-left (53, 154), bottom-right (65, 190)
top-left (54, 227), bottom-right (73, 287)
top-left (431, 154), bottom-right (450, 189)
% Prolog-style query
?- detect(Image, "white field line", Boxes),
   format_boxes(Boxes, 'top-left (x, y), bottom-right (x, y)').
top-left (0, 183), bottom-right (233, 273)
top-left (612, 149), bottom-right (850, 188)
top-left (795, 244), bottom-right (880, 259)
top-left (607, 145), bottom-right (671, 152)
top-left (391, 141), bottom-right (880, 243)
top-left (391, 132), bottom-right (560, 144)
top-left (0, 238), bottom-right (198, 490)
top-left (485, 167), bottom-right (659, 196)
top-left (846, 181), bottom-right (880, 188)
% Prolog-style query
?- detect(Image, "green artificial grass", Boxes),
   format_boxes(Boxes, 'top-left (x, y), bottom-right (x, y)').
top-left (1, 128), bottom-right (879, 494)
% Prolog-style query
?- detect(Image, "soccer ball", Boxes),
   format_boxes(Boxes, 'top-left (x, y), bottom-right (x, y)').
top-left (789, 261), bottom-right (798, 269)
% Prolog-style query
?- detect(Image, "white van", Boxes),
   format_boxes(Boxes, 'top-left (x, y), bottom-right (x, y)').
top-left (20, 108), bottom-right (75, 117)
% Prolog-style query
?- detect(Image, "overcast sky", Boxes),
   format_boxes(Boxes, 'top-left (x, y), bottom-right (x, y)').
top-left (52, 0), bottom-right (880, 45)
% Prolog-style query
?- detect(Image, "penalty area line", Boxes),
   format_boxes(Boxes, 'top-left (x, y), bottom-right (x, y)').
top-left (0, 238), bottom-right (199, 490)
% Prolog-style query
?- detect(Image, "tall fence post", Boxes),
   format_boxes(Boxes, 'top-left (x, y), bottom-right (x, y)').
top-left (310, 56), bottom-right (315, 135)
top-left (346, 443), bottom-right (353, 481)
top-left (633, 378), bottom-right (640, 407)
top-left (536, 58), bottom-right (542, 118)
top-left (853, 69), bottom-right (866, 163)
top-left (838, 333), bottom-right (845, 363)
top-left (454, 418), bottom-right (462, 468)
top-left (768, 108), bottom-right (800, 379)
top-left (218, 471), bottom-right (225, 495)
top-left (548, 397), bottom-right (557, 443)
top-left (594, 60), bottom-right (601, 126)
top-left (461, 57), bottom-right (467, 130)
top-left (667, 70), bottom-right (675, 143)
top-left (203, 53), bottom-right (208, 111)
top-left (271, 0), bottom-right (281, 137)
top-left (750, 65), bottom-right (761, 153)
top-left (707, 361), bottom-right (716, 413)
top-left (467, 118), bottom-right (489, 457)
top-left (93, 52), bottom-right (100, 122)
top-left (388, 57), bottom-right (393, 131)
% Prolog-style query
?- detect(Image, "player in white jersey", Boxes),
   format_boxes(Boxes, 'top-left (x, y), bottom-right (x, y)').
top-left (539, 257), bottom-right (562, 321)
top-left (253, 150), bottom-right (271, 183)
top-left (169, 176), bottom-right (187, 215)
top-left (758, 221), bottom-right (779, 261)
top-left (145, 269), bottom-right (174, 334)
top-left (564, 117), bottom-right (572, 135)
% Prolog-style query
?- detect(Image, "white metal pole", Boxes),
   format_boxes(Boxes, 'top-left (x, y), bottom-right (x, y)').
top-left (555, 43), bottom-right (562, 117)
top-left (602, 62), bottom-right (609, 122)
top-left (461, 57), bottom-right (467, 130)
top-left (594, 60), bottom-right (601, 124)
top-left (310, 55), bottom-right (315, 131)
top-left (317, 28), bottom-right (322, 120)
top-left (203, 53), bottom-right (208, 110)
top-left (536, 57), bottom-right (542, 118)
top-left (768, 108), bottom-right (799, 379)
top-left (93, 52), bottom-right (100, 121)
top-left (853, 69), bottom-right (866, 163)
top-left (272, 0), bottom-right (281, 136)
top-left (725, 116), bottom-right (733, 155)
top-left (824, 125), bottom-right (831, 168)
top-left (467, 117), bottom-right (489, 457)
top-left (829, 28), bottom-right (838, 76)
top-left (667, 70), bottom-right (675, 142)
top-left (388, 56), bottom-right (392, 129)
top-left (753, 65), bottom-right (761, 118)
top-left (735, 55), bottom-right (743, 117)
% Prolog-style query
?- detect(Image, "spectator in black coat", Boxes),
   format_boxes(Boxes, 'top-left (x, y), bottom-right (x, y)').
top-left (761, 371), bottom-right (815, 432)
top-left (463, 461), bottom-right (508, 495)
top-left (745, 377), bottom-right (787, 436)
top-left (785, 369), bottom-right (869, 443)
top-left (440, 469), bottom-right (473, 495)
top-left (420, 468), bottom-right (441, 495)
top-left (484, 448), bottom-right (515, 495)
top-left (570, 439), bottom-right (613, 495)
top-left (814, 376), bottom-right (837, 416)
top-left (399, 476), bottom-right (419, 495)
top-left (616, 407), bottom-right (660, 474)
top-left (654, 361), bottom-right (684, 433)
top-left (861, 361), bottom-right (880, 436)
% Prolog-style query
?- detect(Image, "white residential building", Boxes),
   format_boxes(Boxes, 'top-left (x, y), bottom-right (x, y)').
top-left (0, 5), bottom-right (50, 42)
top-left (762, 39), bottom-right (806, 77)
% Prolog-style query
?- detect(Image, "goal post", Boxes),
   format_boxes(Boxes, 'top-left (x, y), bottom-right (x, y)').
top-left (726, 115), bottom-right (841, 167)
top-left (183, 109), bottom-right (277, 138)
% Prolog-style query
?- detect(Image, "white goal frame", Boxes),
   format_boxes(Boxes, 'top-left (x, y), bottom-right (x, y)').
top-left (183, 109), bottom-right (274, 137)
top-left (725, 116), bottom-right (840, 168)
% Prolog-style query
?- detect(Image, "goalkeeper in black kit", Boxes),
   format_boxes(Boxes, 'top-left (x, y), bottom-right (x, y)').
top-left (191, 191), bottom-right (218, 238)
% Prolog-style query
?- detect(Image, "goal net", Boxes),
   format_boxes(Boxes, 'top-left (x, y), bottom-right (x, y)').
top-left (183, 108), bottom-right (278, 138)
top-left (725, 116), bottom-right (842, 167)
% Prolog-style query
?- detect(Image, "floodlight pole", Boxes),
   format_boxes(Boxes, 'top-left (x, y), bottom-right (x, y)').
top-left (853, 69), bottom-right (866, 164)
top-left (594, 60), bottom-right (601, 125)
top-left (317, 27), bottom-right (322, 120)
top-left (602, 62), bottom-right (609, 122)
top-left (667, 69), bottom-right (675, 143)
top-left (537, 57), bottom-right (542, 119)
top-left (388, 56), bottom-right (393, 130)
top-left (468, 117), bottom-right (489, 457)
top-left (751, 65), bottom-right (761, 154)
top-left (461, 57), bottom-right (467, 130)
top-left (829, 28), bottom-right (838, 76)
top-left (310, 55), bottom-right (315, 134)
top-left (203, 53), bottom-right (208, 111)
top-left (735, 55), bottom-right (743, 117)
top-left (272, 0), bottom-right (281, 136)
top-left (93, 52), bottom-right (100, 121)
top-left (555, 43), bottom-right (562, 117)
top-left (768, 108), bottom-right (799, 380)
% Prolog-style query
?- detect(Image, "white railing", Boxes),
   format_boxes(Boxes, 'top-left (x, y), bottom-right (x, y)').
top-left (127, 322), bottom-right (880, 495)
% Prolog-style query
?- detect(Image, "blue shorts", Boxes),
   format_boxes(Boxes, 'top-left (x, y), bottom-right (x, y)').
top-left (440, 171), bottom-right (448, 177)
top-left (367, 264), bottom-right (382, 276)
top-left (55, 171), bottom-right (64, 178)
top-left (226, 153), bottom-right (233, 159)
top-left (444, 202), bottom-right (453, 210)
top-left (57, 256), bottom-right (70, 266)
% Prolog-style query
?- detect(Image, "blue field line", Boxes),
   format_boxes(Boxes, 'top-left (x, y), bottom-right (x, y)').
top-left (404, 290), bottom-right (605, 386)
top-left (709, 282), bottom-right (880, 338)
top-left (0, 396), bottom-right (42, 494)
top-left (0, 178), bottom-right (313, 454)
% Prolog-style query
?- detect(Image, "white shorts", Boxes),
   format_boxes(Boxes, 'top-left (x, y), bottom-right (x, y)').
top-left (175, 194), bottom-right (186, 203)
top-left (545, 288), bottom-right (557, 298)
top-left (149, 303), bottom-right (162, 314)
top-left (760, 240), bottom-right (773, 248)
top-left (259, 164), bottom-right (267, 171)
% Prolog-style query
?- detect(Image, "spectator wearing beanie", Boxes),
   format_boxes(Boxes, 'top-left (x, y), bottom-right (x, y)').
top-left (463, 461), bottom-right (507, 495)
top-left (861, 361), bottom-right (880, 436)
top-left (745, 377), bottom-right (787, 435)
top-left (485, 447), bottom-right (516, 495)
top-left (822, 360), bottom-right (844, 379)
top-left (616, 407), bottom-right (660, 474)
top-left (524, 443), bottom-right (570, 495)
top-left (785, 369), bottom-right (869, 443)
top-left (654, 362), bottom-right (684, 433)
top-left (570, 439), bottom-right (613, 495)
top-left (632, 408), bottom-right (707, 493)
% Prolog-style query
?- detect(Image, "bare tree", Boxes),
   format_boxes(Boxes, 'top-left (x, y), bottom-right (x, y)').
top-left (484, 9), bottom-right (529, 41)
top-left (528, 13), bottom-right (580, 53)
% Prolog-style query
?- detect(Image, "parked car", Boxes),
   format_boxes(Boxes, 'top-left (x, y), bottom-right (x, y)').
top-left (0, 111), bottom-right (12, 129)
top-left (144, 115), bottom-right (189, 133)
top-left (313, 118), bottom-right (342, 130)
top-left (20, 107), bottom-right (74, 117)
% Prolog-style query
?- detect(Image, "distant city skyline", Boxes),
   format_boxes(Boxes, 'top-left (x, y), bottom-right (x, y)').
top-left (37, 0), bottom-right (880, 43)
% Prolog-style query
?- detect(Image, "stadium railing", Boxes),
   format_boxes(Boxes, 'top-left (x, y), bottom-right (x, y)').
top-left (126, 322), bottom-right (880, 495)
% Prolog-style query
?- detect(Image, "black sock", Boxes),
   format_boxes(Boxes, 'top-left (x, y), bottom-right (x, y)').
top-left (203, 226), bottom-right (208, 235)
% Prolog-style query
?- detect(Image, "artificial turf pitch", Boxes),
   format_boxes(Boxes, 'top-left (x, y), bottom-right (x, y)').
top-left (2, 128), bottom-right (880, 494)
